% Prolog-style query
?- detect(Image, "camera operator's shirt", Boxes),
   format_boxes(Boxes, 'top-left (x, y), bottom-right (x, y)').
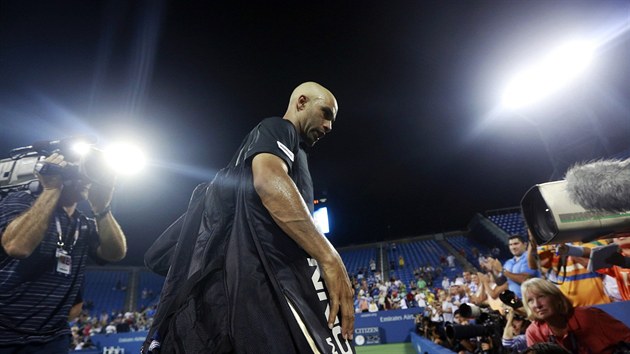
top-left (537, 242), bottom-right (611, 306)
top-left (0, 191), bottom-right (102, 345)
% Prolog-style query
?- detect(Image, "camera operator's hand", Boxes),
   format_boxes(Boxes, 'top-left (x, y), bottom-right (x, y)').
top-left (88, 179), bottom-right (115, 214)
top-left (480, 339), bottom-right (492, 352)
top-left (35, 153), bottom-right (67, 190)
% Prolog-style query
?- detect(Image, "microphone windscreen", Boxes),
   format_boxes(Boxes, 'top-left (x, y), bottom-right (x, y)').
top-left (565, 159), bottom-right (630, 212)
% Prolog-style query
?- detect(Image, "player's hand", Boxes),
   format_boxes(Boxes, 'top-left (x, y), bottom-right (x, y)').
top-left (318, 255), bottom-right (355, 341)
top-left (35, 153), bottom-right (67, 190)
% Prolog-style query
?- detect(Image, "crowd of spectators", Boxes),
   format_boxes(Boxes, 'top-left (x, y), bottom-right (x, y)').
top-left (68, 305), bottom-right (157, 351)
top-left (350, 233), bottom-right (630, 353)
top-left (71, 233), bottom-right (629, 353)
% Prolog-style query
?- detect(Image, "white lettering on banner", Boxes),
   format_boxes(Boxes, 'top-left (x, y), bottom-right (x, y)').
top-left (103, 347), bottom-right (125, 354)
top-left (380, 315), bottom-right (403, 322)
top-left (118, 337), bottom-right (146, 343)
top-left (308, 258), bottom-right (352, 354)
top-left (355, 327), bottom-right (379, 334)
top-left (359, 313), bottom-right (377, 318)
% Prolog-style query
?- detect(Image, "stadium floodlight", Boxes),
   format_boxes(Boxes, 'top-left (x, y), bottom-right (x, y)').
top-left (501, 40), bottom-right (595, 110)
top-left (104, 142), bottom-right (146, 175)
top-left (70, 141), bottom-right (92, 156)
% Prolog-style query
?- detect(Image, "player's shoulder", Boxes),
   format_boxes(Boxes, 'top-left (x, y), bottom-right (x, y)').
top-left (259, 116), bottom-right (295, 132)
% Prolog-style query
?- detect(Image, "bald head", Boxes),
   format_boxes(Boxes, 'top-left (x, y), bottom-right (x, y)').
top-left (283, 82), bottom-right (338, 146)
top-left (285, 82), bottom-right (337, 116)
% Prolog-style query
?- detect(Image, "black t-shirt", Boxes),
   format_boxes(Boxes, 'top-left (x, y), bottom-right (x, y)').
top-left (236, 116), bottom-right (314, 213)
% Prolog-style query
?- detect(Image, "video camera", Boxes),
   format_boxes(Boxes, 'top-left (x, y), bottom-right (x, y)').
top-left (0, 136), bottom-right (112, 197)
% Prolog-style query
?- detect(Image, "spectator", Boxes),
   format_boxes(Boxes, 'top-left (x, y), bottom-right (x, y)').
top-left (446, 254), bottom-right (456, 268)
top-left (485, 234), bottom-right (538, 300)
top-left (368, 298), bottom-right (378, 313)
top-left (398, 255), bottom-right (405, 269)
top-left (521, 277), bottom-right (630, 353)
top-left (441, 276), bottom-right (451, 290)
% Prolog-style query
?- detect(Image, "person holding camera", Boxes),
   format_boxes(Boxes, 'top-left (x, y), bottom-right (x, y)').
top-left (0, 152), bottom-right (126, 353)
top-left (527, 230), bottom-right (611, 307)
top-left (521, 277), bottom-right (630, 353)
top-left (502, 309), bottom-right (530, 353)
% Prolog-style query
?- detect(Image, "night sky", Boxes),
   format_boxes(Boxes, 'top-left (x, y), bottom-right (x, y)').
top-left (1, 1), bottom-right (629, 265)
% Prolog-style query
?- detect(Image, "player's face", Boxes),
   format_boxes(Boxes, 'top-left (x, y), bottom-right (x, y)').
top-left (302, 96), bottom-right (337, 146)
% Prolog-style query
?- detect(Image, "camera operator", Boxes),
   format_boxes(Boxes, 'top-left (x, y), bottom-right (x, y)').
top-left (526, 230), bottom-right (611, 306)
top-left (0, 152), bottom-right (126, 353)
top-left (501, 308), bottom-right (530, 353)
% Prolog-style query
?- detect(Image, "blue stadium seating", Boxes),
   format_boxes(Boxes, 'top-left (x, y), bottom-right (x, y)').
top-left (137, 271), bottom-right (165, 309)
top-left (445, 234), bottom-right (491, 269)
top-left (339, 247), bottom-right (378, 277)
top-left (487, 212), bottom-right (527, 237)
top-left (388, 239), bottom-right (460, 287)
top-left (83, 270), bottom-right (129, 316)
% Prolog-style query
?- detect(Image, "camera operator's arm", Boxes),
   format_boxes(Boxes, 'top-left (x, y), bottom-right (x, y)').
top-left (527, 230), bottom-right (540, 271)
top-left (502, 309), bottom-right (515, 340)
top-left (1, 154), bottom-right (65, 258)
top-left (88, 181), bottom-right (126, 262)
top-left (252, 153), bottom-right (354, 340)
top-left (557, 243), bottom-right (590, 267)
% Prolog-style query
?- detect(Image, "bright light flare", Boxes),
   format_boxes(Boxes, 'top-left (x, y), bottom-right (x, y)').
top-left (502, 40), bottom-right (595, 110)
top-left (70, 142), bottom-right (92, 156)
top-left (103, 142), bottom-right (146, 175)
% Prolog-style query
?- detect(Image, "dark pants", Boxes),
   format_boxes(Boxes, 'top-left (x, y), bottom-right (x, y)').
top-left (0, 335), bottom-right (71, 354)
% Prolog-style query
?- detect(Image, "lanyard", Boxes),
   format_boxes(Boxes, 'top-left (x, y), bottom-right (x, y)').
top-left (55, 216), bottom-right (80, 253)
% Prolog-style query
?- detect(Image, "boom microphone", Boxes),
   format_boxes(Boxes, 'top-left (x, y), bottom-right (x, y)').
top-left (565, 159), bottom-right (630, 212)
top-left (521, 158), bottom-right (630, 245)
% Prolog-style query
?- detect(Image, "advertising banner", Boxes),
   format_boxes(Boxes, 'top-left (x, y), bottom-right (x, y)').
top-left (353, 308), bottom-right (423, 346)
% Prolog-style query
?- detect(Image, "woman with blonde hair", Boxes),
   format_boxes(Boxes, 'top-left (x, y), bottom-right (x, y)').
top-left (521, 277), bottom-right (630, 353)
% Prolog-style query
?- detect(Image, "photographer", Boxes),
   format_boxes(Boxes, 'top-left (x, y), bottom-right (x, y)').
top-left (501, 309), bottom-right (530, 353)
top-left (0, 152), bottom-right (126, 352)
